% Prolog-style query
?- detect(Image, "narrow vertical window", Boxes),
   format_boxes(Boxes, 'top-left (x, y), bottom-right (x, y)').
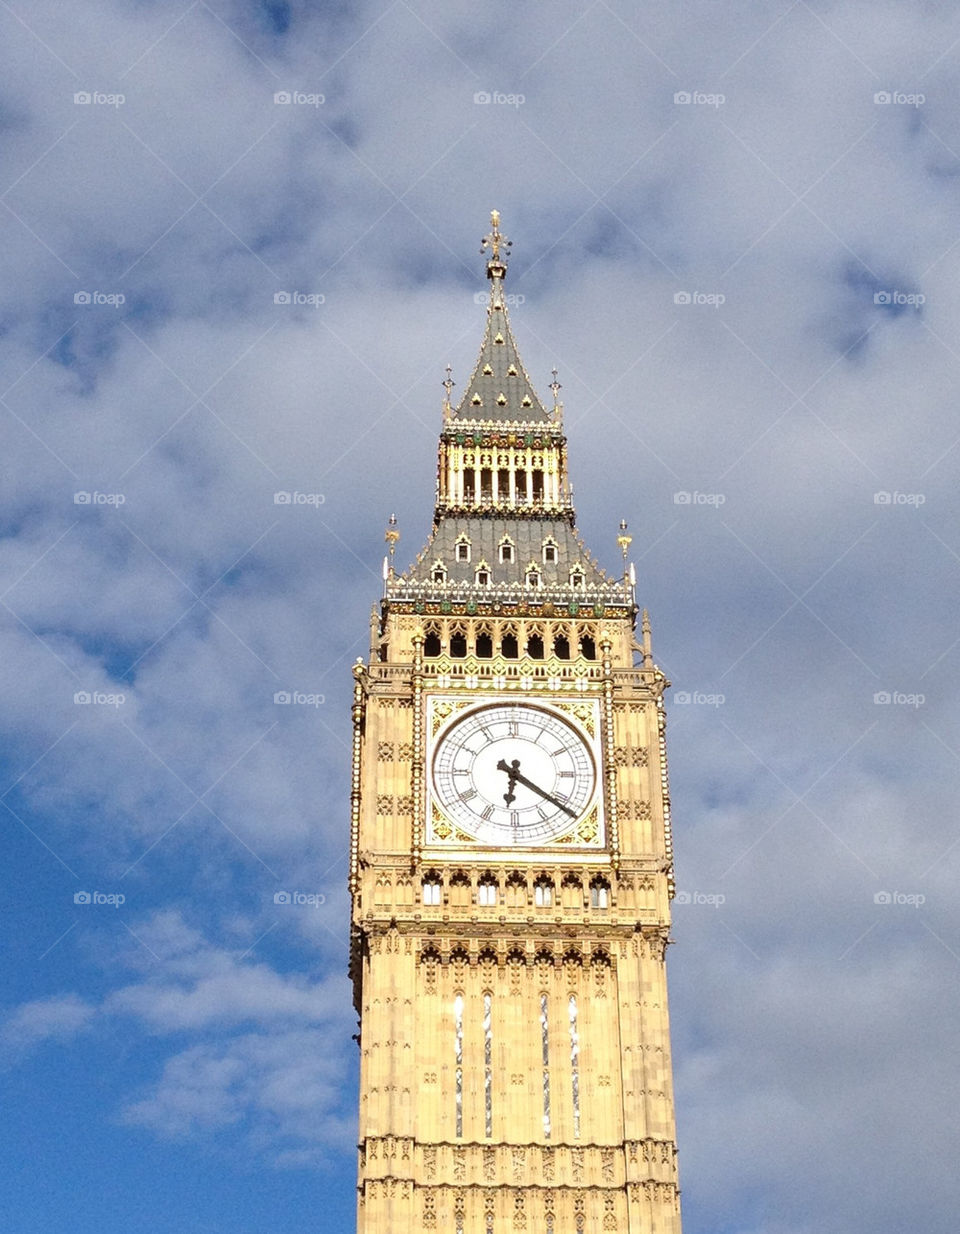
top-left (540, 992), bottom-right (551, 1139)
top-left (454, 993), bottom-right (464, 1138)
top-left (484, 991), bottom-right (493, 1138)
top-left (569, 993), bottom-right (580, 1139)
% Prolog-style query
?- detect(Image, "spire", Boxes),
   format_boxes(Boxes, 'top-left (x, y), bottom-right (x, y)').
top-left (451, 210), bottom-right (553, 424)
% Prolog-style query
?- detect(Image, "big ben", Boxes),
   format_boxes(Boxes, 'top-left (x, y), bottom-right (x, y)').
top-left (348, 213), bottom-right (682, 1234)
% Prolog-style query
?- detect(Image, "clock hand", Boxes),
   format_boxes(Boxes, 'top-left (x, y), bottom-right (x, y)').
top-left (497, 758), bottom-right (577, 819)
top-left (496, 757), bottom-right (521, 805)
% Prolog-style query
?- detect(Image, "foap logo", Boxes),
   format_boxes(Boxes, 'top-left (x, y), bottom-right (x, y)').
top-left (74, 291), bottom-right (125, 306)
top-left (274, 890), bottom-right (327, 907)
top-left (474, 291), bottom-right (525, 306)
top-left (874, 90), bottom-right (925, 107)
top-left (74, 690), bottom-right (126, 707)
top-left (674, 691), bottom-right (725, 707)
top-left (674, 291), bottom-right (725, 307)
top-left (473, 90), bottom-right (525, 107)
top-left (874, 491), bottom-right (925, 507)
top-left (274, 291), bottom-right (324, 306)
top-left (674, 890), bottom-right (726, 906)
top-left (74, 890), bottom-right (125, 907)
top-left (74, 90), bottom-right (125, 107)
top-left (274, 491), bottom-right (325, 507)
top-left (874, 290), bottom-right (924, 307)
top-left (873, 691), bottom-right (925, 708)
top-left (674, 491), bottom-right (726, 507)
top-left (874, 890), bottom-right (925, 906)
top-left (274, 690), bottom-right (325, 707)
top-left (674, 90), bottom-right (725, 108)
top-left (273, 90), bottom-right (325, 106)
top-left (74, 491), bottom-right (125, 506)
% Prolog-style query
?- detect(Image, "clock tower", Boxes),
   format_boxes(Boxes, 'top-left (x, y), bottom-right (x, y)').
top-left (349, 213), bottom-right (682, 1234)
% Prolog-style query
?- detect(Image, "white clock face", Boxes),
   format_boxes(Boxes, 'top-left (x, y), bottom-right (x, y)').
top-left (431, 702), bottom-right (598, 845)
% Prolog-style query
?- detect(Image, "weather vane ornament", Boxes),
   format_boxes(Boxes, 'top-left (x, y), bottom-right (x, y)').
top-left (481, 208), bottom-right (512, 275)
top-left (384, 512), bottom-right (400, 560)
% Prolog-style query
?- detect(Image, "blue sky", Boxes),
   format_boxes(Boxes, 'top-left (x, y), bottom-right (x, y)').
top-left (2, 1), bottom-right (960, 1231)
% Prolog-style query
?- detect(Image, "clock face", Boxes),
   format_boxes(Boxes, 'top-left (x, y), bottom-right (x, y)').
top-left (430, 701), bottom-right (598, 845)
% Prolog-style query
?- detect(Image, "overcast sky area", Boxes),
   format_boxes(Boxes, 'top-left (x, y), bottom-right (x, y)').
top-left (1, 1), bottom-right (959, 1231)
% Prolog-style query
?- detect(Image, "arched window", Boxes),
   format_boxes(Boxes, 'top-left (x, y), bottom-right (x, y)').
top-left (554, 633), bottom-right (570, 660)
top-left (424, 626), bottom-right (442, 657)
top-left (579, 630), bottom-right (596, 660)
top-left (534, 877), bottom-right (554, 907)
top-left (527, 631), bottom-right (544, 659)
top-left (590, 878), bottom-right (610, 909)
top-left (501, 628), bottom-right (519, 658)
top-left (475, 627), bottom-right (493, 658)
top-left (477, 877), bottom-right (498, 907)
top-left (561, 873), bottom-right (582, 910)
top-left (450, 627), bottom-right (467, 658)
top-left (422, 874), bottom-right (442, 906)
top-left (505, 872), bottom-right (527, 908)
top-left (449, 871), bottom-right (471, 908)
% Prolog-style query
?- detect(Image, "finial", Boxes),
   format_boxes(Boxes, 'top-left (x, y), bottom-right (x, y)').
top-left (442, 365), bottom-right (455, 415)
top-left (384, 512), bottom-right (400, 562)
top-left (481, 209), bottom-right (511, 279)
top-left (549, 368), bottom-right (562, 408)
top-left (617, 518), bottom-right (633, 560)
top-left (641, 608), bottom-right (653, 667)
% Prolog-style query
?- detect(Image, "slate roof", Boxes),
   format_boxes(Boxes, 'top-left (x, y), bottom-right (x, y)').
top-left (393, 517), bottom-right (627, 603)
top-left (450, 278), bottom-right (553, 424)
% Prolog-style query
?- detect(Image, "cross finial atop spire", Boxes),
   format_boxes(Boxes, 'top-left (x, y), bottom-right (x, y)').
top-left (481, 208), bottom-right (511, 279)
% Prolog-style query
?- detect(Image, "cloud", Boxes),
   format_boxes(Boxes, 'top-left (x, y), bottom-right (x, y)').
top-left (0, 992), bottom-right (95, 1057)
top-left (2, 0), bottom-right (960, 1227)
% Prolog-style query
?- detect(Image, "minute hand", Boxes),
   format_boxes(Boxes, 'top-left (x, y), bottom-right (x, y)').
top-left (509, 768), bottom-right (578, 819)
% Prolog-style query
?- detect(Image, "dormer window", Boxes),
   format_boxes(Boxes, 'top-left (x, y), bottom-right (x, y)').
top-left (569, 566), bottom-right (584, 587)
top-left (455, 538), bottom-right (471, 563)
top-left (475, 566), bottom-right (490, 586)
top-left (432, 562), bottom-right (447, 584)
top-left (542, 540), bottom-right (558, 564)
top-left (499, 539), bottom-right (514, 564)
top-left (526, 566), bottom-right (542, 589)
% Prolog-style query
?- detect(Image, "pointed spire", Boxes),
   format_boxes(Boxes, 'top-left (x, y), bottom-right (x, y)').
top-left (452, 210), bottom-right (552, 424)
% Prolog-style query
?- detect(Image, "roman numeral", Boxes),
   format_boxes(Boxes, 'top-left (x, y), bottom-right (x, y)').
top-left (459, 789), bottom-right (477, 801)
top-left (482, 805), bottom-right (494, 821)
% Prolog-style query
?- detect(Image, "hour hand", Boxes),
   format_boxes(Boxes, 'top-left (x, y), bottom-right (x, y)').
top-left (496, 757), bottom-right (520, 805)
